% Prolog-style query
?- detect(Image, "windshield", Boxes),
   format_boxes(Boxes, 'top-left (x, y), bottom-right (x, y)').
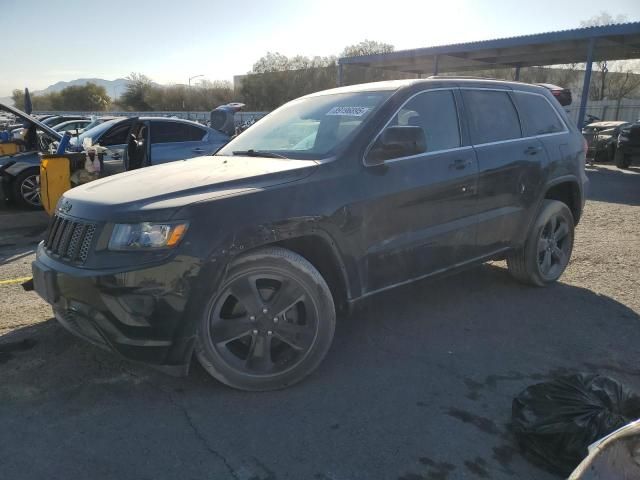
top-left (216, 91), bottom-right (392, 159)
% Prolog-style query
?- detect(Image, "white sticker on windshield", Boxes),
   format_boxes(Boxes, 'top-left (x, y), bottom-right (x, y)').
top-left (326, 106), bottom-right (371, 117)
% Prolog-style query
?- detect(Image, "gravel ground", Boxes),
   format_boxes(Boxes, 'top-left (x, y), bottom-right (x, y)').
top-left (0, 164), bottom-right (638, 480)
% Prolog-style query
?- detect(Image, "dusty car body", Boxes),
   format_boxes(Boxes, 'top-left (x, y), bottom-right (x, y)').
top-left (32, 78), bottom-right (588, 390)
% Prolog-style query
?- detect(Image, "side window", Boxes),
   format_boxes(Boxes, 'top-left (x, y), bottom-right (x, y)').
top-left (100, 123), bottom-right (130, 146)
top-left (515, 92), bottom-right (566, 136)
top-left (462, 90), bottom-right (521, 144)
top-left (150, 121), bottom-right (206, 143)
top-left (391, 90), bottom-right (460, 153)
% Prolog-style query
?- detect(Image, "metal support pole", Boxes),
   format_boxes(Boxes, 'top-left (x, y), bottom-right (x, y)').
top-left (433, 55), bottom-right (439, 76)
top-left (514, 65), bottom-right (521, 81)
top-left (337, 62), bottom-right (343, 87)
top-left (577, 38), bottom-right (595, 130)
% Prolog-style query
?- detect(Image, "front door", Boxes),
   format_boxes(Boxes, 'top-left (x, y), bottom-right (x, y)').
top-left (98, 120), bottom-right (133, 175)
top-left (359, 89), bottom-right (479, 293)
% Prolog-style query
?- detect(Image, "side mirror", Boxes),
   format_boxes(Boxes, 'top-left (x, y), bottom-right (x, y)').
top-left (366, 126), bottom-right (426, 165)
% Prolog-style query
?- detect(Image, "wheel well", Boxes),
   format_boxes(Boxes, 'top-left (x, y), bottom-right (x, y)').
top-left (544, 181), bottom-right (582, 223)
top-left (274, 235), bottom-right (349, 314)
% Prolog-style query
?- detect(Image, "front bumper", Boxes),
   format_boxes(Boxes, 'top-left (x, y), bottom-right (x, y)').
top-left (32, 242), bottom-right (213, 375)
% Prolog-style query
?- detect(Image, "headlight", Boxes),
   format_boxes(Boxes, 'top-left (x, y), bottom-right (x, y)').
top-left (108, 222), bottom-right (189, 251)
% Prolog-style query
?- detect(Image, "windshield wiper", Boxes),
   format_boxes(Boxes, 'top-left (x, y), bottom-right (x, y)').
top-left (232, 149), bottom-right (288, 159)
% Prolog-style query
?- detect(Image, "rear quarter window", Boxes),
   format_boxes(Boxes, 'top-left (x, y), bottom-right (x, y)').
top-left (515, 92), bottom-right (566, 136)
top-left (462, 90), bottom-right (521, 144)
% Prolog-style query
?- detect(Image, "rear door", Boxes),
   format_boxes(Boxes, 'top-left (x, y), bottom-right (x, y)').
top-left (461, 88), bottom-right (547, 255)
top-left (149, 121), bottom-right (211, 164)
top-left (360, 88), bottom-right (479, 292)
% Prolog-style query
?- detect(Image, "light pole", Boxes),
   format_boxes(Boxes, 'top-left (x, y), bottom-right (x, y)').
top-left (186, 75), bottom-right (204, 119)
top-left (188, 74), bottom-right (204, 87)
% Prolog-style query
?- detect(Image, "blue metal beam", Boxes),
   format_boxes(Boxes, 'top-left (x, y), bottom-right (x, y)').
top-left (577, 38), bottom-right (595, 130)
top-left (514, 65), bottom-right (521, 81)
top-left (337, 62), bottom-right (343, 87)
top-left (433, 55), bottom-right (439, 75)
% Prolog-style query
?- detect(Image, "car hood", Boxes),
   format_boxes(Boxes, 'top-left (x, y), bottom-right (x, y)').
top-left (0, 103), bottom-right (62, 141)
top-left (62, 155), bottom-right (318, 220)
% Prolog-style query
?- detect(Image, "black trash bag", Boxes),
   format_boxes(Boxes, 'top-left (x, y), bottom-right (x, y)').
top-left (512, 374), bottom-right (640, 476)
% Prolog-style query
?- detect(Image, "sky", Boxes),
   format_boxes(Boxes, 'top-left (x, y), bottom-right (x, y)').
top-left (1, 0), bottom-right (639, 97)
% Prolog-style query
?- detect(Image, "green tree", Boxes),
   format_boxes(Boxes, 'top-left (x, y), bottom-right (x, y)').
top-left (340, 39), bottom-right (394, 58)
top-left (120, 73), bottom-right (154, 110)
top-left (55, 82), bottom-right (110, 111)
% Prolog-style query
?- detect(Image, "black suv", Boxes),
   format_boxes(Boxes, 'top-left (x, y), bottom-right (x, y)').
top-left (32, 78), bottom-right (588, 390)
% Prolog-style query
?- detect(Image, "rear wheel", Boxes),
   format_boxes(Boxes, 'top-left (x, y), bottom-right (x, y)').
top-left (507, 200), bottom-right (574, 287)
top-left (12, 168), bottom-right (42, 209)
top-left (615, 150), bottom-right (632, 169)
top-left (195, 247), bottom-right (335, 391)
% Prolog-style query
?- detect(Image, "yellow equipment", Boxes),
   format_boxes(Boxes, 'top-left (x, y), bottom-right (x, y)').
top-left (0, 142), bottom-right (20, 156)
top-left (40, 154), bottom-right (71, 215)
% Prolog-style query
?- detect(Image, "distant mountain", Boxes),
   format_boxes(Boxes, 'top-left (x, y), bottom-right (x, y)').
top-left (34, 78), bottom-right (131, 101)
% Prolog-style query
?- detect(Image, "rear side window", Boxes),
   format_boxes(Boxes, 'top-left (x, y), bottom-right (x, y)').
top-left (515, 92), bottom-right (566, 136)
top-left (391, 90), bottom-right (460, 152)
top-left (462, 90), bottom-right (521, 144)
top-left (151, 121), bottom-right (206, 143)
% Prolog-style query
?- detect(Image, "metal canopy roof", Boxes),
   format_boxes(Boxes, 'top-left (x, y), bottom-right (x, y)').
top-left (338, 23), bottom-right (640, 74)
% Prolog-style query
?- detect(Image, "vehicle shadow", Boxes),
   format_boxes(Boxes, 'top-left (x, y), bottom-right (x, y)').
top-left (586, 165), bottom-right (640, 206)
top-left (0, 263), bottom-right (637, 480)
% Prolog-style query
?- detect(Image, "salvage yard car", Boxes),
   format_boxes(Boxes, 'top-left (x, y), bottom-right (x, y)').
top-left (582, 120), bottom-right (630, 164)
top-left (614, 121), bottom-right (640, 169)
top-left (2, 115), bottom-right (230, 207)
top-left (0, 103), bottom-right (62, 207)
top-left (32, 78), bottom-right (588, 391)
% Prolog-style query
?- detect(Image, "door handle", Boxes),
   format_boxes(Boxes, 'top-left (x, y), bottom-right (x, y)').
top-left (192, 147), bottom-right (205, 153)
top-left (525, 146), bottom-right (542, 155)
top-left (111, 152), bottom-right (121, 160)
top-left (450, 158), bottom-right (472, 170)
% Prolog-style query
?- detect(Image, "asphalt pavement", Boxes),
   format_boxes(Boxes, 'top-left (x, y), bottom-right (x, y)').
top-left (0, 165), bottom-right (639, 480)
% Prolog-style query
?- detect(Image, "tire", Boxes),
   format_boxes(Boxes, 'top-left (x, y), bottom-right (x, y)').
top-left (507, 200), bottom-right (574, 287)
top-left (195, 247), bottom-right (336, 391)
top-left (614, 150), bottom-right (632, 169)
top-left (12, 168), bottom-right (42, 209)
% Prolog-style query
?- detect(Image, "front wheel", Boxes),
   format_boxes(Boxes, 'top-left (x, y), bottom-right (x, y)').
top-left (507, 200), bottom-right (574, 287)
top-left (195, 247), bottom-right (336, 391)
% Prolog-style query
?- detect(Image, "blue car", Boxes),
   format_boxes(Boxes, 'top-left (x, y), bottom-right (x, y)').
top-left (1, 112), bottom-right (231, 208)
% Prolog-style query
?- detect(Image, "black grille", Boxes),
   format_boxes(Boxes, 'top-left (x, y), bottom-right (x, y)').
top-left (45, 214), bottom-right (96, 264)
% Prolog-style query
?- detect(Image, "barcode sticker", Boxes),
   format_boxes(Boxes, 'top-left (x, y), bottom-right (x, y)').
top-left (326, 106), bottom-right (371, 117)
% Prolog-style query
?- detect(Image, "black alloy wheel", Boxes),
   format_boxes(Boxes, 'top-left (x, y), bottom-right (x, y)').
top-left (536, 214), bottom-right (571, 281)
top-left (507, 199), bottom-right (574, 286)
top-left (196, 247), bottom-right (335, 391)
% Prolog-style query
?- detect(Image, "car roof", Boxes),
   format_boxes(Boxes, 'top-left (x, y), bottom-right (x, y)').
top-left (304, 77), bottom-right (548, 98)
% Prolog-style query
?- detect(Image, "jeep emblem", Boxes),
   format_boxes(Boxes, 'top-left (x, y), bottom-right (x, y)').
top-left (59, 200), bottom-right (72, 214)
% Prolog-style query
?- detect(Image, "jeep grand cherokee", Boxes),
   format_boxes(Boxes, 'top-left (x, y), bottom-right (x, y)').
top-left (32, 78), bottom-right (588, 391)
